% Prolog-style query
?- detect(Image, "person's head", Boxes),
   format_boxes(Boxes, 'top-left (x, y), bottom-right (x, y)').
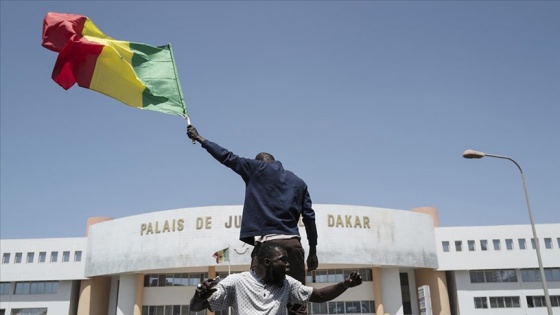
top-left (257, 242), bottom-right (289, 285)
top-left (255, 152), bottom-right (275, 162)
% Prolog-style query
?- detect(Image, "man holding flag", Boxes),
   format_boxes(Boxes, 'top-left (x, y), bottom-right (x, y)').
top-left (187, 125), bottom-right (318, 315)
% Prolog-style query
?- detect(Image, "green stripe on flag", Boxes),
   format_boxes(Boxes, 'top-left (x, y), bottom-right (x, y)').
top-left (130, 43), bottom-right (186, 116)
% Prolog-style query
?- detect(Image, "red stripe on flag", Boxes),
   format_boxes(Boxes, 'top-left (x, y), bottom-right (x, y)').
top-left (52, 36), bottom-right (103, 89)
top-left (42, 12), bottom-right (87, 52)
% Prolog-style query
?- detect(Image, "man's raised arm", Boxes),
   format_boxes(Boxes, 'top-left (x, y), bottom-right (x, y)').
top-left (309, 272), bottom-right (362, 303)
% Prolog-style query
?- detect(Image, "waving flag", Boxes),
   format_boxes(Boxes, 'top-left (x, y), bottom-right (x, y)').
top-left (42, 12), bottom-right (187, 117)
top-left (213, 247), bottom-right (229, 264)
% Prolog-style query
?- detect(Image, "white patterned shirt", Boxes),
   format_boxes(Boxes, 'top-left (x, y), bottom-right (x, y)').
top-left (207, 271), bottom-right (313, 315)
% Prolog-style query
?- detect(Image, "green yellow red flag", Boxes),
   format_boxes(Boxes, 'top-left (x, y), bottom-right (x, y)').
top-left (213, 247), bottom-right (229, 264)
top-left (42, 12), bottom-right (188, 117)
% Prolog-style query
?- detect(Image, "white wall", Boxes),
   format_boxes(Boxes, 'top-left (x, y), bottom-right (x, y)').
top-left (435, 224), bottom-right (560, 270)
top-left (452, 270), bottom-right (560, 315)
top-left (85, 204), bottom-right (438, 276)
top-left (0, 280), bottom-right (76, 314)
top-left (436, 224), bottom-right (560, 315)
top-left (0, 238), bottom-right (87, 282)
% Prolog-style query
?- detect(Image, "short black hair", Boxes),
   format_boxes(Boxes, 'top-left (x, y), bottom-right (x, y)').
top-left (257, 242), bottom-right (284, 264)
top-left (255, 152), bottom-right (275, 162)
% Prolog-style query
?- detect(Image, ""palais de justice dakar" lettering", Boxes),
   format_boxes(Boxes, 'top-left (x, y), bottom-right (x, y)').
top-left (140, 214), bottom-right (370, 235)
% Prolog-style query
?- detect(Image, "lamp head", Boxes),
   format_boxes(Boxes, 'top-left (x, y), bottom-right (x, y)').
top-left (463, 149), bottom-right (486, 159)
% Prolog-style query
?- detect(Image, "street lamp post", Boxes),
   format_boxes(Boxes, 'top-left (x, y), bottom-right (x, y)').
top-left (462, 149), bottom-right (553, 315)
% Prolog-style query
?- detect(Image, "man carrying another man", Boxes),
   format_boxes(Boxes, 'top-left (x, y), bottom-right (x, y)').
top-left (190, 242), bottom-right (362, 314)
top-left (187, 125), bottom-right (318, 314)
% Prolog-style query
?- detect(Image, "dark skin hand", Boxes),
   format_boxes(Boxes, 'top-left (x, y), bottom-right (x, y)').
top-left (187, 125), bottom-right (205, 143)
top-left (189, 277), bottom-right (220, 312)
top-left (307, 245), bottom-right (318, 271)
top-left (309, 271), bottom-right (362, 302)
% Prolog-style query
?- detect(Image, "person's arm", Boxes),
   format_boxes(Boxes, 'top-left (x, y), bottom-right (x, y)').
top-left (301, 187), bottom-right (319, 271)
top-left (309, 272), bottom-right (362, 303)
top-left (189, 277), bottom-right (219, 312)
top-left (187, 125), bottom-right (253, 181)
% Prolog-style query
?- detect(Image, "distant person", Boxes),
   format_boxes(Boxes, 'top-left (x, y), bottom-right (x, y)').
top-left (187, 125), bottom-right (318, 314)
top-left (190, 242), bottom-right (362, 314)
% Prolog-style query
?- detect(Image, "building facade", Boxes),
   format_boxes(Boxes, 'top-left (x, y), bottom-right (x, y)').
top-left (0, 204), bottom-right (558, 315)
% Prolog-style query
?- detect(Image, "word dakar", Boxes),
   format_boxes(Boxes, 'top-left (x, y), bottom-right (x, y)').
top-left (140, 214), bottom-right (370, 236)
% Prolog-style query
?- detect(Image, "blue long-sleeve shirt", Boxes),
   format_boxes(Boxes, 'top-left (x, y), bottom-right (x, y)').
top-left (202, 140), bottom-right (318, 246)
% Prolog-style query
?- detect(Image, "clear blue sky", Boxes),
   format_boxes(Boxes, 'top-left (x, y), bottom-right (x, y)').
top-left (1, 1), bottom-right (558, 239)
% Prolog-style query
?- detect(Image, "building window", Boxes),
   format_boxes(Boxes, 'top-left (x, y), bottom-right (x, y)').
top-left (489, 296), bottom-right (520, 308)
top-left (7, 308), bottom-right (47, 315)
top-left (521, 268), bottom-right (560, 282)
top-left (468, 240), bottom-right (475, 251)
top-left (480, 240), bottom-right (488, 251)
top-left (311, 302), bottom-right (328, 314)
top-left (557, 238), bottom-right (560, 249)
top-left (26, 252), bottom-right (34, 264)
top-left (328, 269), bottom-right (344, 283)
top-left (527, 295), bottom-right (560, 307)
top-left (2, 253), bottom-right (10, 264)
top-left (62, 251), bottom-right (70, 262)
top-left (531, 238), bottom-right (538, 249)
top-left (455, 241), bottom-right (462, 252)
top-left (470, 270), bottom-right (517, 283)
top-left (144, 273), bottom-right (209, 287)
top-left (171, 273), bottom-right (187, 286)
top-left (74, 251), bottom-right (82, 262)
top-left (505, 239), bottom-right (514, 250)
top-left (188, 273), bottom-right (205, 286)
top-left (544, 238), bottom-right (553, 249)
top-left (0, 282), bottom-right (11, 295)
top-left (442, 241), bottom-right (449, 252)
top-left (307, 268), bottom-right (372, 284)
top-left (474, 297), bottom-right (488, 309)
top-left (14, 253), bottom-right (22, 264)
top-left (493, 239), bottom-right (501, 250)
top-left (518, 239), bottom-right (526, 250)
top-left (328, 301), bottom-right (345, 314)
top-left (14, 281), bottom-right (59, 295)
top-left (310, 300), bottom-right (376, 314)
top-left (142, 305), bottom-right (200, 315)
top-left (50, 251), bottom-right (58, 263)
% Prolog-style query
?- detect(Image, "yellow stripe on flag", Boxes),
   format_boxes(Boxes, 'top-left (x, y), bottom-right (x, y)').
top-left (85, 38), bottom-right (145, 108)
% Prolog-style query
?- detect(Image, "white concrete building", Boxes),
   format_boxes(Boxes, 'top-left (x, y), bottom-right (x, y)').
top-left (436, 225), bottom-right (560, 315)
top-left (1, 204), bottom-right (558, 315)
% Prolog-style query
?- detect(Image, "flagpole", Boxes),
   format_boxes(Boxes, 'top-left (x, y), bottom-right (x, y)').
top-left (227, 245), bottom-right (231, 315)
top-left (168, 43), bottom-right (195, 144)
top-left (227, 245), bottom-right (231, 276)
top-left (167, 43), bottom-right (188, 119)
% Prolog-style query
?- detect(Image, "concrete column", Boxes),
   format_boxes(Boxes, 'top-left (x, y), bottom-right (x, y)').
top-left (208, 266), bottom-right (216, 279)
top-left (116, 274), bottom-right (138, 315)
top-left (381, 267), bottom-right (403, 315)
top-left (373, 267), bottom-right (384, 315)
top-left (207, 266), bottom-right (216, 315)
top-left (414, 269), bottom-right (451, 315)
top-left (134, 274), bottom-right (144, 315)
top-left (77, 276), bottom-right (111, 315)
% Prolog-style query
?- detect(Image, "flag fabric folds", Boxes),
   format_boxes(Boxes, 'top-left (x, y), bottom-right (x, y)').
top-left (213, 247), bottom-right (229, 264)
top-left (42, 12), bottom-right (187, 117)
